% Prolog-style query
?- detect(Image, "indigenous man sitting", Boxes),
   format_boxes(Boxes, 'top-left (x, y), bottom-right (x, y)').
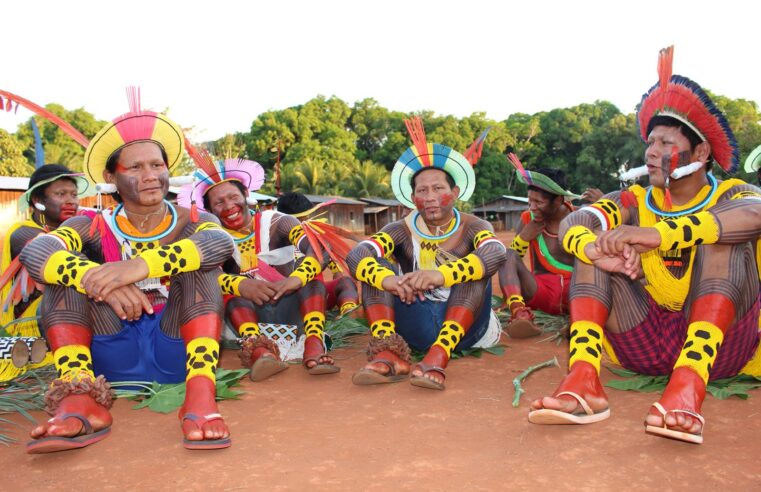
top-left (347, 117), bottom-right (505, 390)
top-left (276, 192), bottom-right (360, 317)
top-left (529, 47), bottom-right (761, 444)
top-left (499, 158), bottom-right (579, 338)
top-left (2, 164), bottom-right (90, 344)
top-left (20, 90), bottom-right (235, 452)
top-left (178, 151), bottom-right (341, 380)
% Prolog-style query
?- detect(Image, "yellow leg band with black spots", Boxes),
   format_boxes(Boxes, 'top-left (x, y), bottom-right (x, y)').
top-left (509, 235), bottom-right (530, 257)
top-left (356, 257), bottom-right (395, 290)
top-left (218, 273), bottom-right (244, 296)
top-left (507, 294), bottom-right (525, 306)
top-left (568, 320), bottom-right (604, 374)
top-left (303, 310), bottom-right (326, 338)
top-left (288, 224), bottom-right (306, 246)
top-left (53, 344), bottom-right (94, 381)
top-left (653, 211), bottom-right (719, 252)
top-left (339, 301), bottom-right (358, 315)
top-left (433, 320), bottom-right (466, 358)
top-left (138, 239), bottom-right (201, 278)
top-left (186, 337), bottom-right (219, 382)
top-left (437, 253), bottom-right (484, 287)
top-left (290, 257), bottom-right (322, 287)
top-left (673, 321), bottom-right (723, 385)
top-left (371, 319), bottom-right (396, 338)
top-left (239, 322), bottom-right (260, 337)
top-left (563, 226), bottom-right (596, 264)
top-left (43, 250), bottom-right (99, 294)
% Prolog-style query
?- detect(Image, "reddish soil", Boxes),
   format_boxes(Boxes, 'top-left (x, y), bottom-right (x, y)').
top-left (3, 231), bottom-right (761, 490)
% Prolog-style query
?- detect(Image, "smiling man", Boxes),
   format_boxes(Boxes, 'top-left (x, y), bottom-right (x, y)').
top-left (346, 117), bottom-right (505, 390)
top-left (19, 91), bottom-right (235, 452)
top-left (498, 160), bottom-right (579, 338)
top-left (528, 47), bottom-right (761, 445)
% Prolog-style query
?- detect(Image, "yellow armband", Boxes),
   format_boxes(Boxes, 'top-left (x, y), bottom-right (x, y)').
top-left (288, 224), bottom-right (305, 246)
top-left (509, 235), bottom-right (529, 257)
top-left (137, 239), bottom-right (201, 278)
top-left (437, 253), bottom-right (485, 287)
top-left (563, 225), bottom-right (596, 264)
top-left (653, 211), bottom-right (719, 251)
top-left (43, 250), bottom-right (99, 294)
top-left (355, 256), bottom-right (395, 290)
top-left (218, 273), bottom-right (244, 296)
top-left (289, 256), bottom-right (322, 287)
top-left (50, 226), bottom-right (83, 251)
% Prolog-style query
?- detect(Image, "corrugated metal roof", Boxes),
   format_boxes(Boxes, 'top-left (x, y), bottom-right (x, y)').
top-left (304, 194), bottom-right (366, 205)
top-left (360, 197), bottom-right (402, 206)
top-left (363, 206), bottom-right (388, 214)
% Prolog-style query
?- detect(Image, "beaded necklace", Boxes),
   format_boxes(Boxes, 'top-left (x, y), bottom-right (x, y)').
top-left (111, 199), bottom-right (177, 242)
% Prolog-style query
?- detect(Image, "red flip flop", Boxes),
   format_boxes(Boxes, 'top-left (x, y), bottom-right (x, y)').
top-left (26, 413), bottom-right (111, 454)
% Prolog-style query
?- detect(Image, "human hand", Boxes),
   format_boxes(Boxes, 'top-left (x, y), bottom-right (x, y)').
top-left (239, 278), bottom-right (278, 306)
top-left (595, 225), bottom-right (661, 256)
top-left (581, 188), bottom-right (604, 203)
top-left (381, 275), bottom-right (420, 304)
top-left (519, 220), bottom-right (545, 242)
top-left (271, 276), bottom-right (303, 302)
top-left (584, 241), bottom-right (641, 280)
top-left (398, 270), bottom-right (445, 292)
top-left (81, 258), bottom-right (149, 302)
top-left (101, 284), bottom-right (153, 321)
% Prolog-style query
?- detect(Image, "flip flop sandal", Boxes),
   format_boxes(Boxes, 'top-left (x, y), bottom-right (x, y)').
top-left (528, 391), bottom-right (611, 425)
top-left (181, 413), bottom-right (231, 450)
top-left (304, 354), bottom-right (341, 375)
top-left (249, 355), bottom-right (289, 382)
top-left (645, 402), bottom-right (704, 444)
top-left (409, 363), bottom-right (446, 391)
top-left (352, 359), bottom-right (408, 385)
top-left (506, 319), bottom-right (543, 339)
top-left (26, 413), bottom-right (111, 454)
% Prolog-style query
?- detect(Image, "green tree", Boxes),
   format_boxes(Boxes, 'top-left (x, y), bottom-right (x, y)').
top-left (0, 129), bottom-right (33, 176)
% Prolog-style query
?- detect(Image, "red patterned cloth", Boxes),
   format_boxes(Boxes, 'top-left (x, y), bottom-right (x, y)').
top-left (606, 294), bottom-right (760, 380)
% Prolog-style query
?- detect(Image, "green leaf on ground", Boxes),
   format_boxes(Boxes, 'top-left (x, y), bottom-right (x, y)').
top-left (605, 366), bottom-right (761, 400)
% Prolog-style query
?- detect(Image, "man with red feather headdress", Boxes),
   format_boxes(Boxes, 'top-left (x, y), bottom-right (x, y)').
top-left (20, 88), bottom-right (236, 452)
top-left (346, 118), bottom-right (505, 390)
top-left (529, 47), bottom-right (761, 445)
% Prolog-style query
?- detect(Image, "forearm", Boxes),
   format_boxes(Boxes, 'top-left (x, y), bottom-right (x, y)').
top-left (138, 225), bottom-right (233, 277)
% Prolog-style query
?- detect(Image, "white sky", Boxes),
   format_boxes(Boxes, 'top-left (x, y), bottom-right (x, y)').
top-left (1, 0), bottom-right (759, 142)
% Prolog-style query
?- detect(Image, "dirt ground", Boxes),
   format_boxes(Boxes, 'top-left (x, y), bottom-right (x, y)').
top-left (3, 232), bottom-right (761, 490)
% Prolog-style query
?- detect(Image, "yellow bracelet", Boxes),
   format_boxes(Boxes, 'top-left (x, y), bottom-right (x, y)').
top-left (355, 257), bottom-right (395, 290)
top-left (138, 239), bottom-right (201, 278)
top-left (653, 211), bottom-right (719, 251)
top-left (563, 225), bottom-right (596, 264)
top-left (437, 253), bottom-right (485, 287)
top-left (289, 256), bottom-right (322, 287)
top-left (218, 273), bottom-right (244, 296)
top-left (509, 235), bottom-right (530, 257)
top-left (43, 250), bottom-right (99, 294)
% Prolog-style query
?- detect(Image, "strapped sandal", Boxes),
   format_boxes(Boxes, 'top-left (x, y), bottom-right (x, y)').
top-left (409, 363), bottom-right (446, 391)
top-left (645, 402), bottom-right (704, 444)
top-left (26, 413), bottom-right (111, 454)
top-left (352, 359), bottom-right (408, 385)
top-left (181, 413), bottom-right (231, 450)
top-left (250, 354), bottom-right (289, 382)
top-left (506, 306), bottom-right (542, 339)
top-left (528, 391), bottom-right (611, 425)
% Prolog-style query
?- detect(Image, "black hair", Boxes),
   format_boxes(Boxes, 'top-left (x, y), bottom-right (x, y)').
top-left (276, 192), bottom-right (314, 215)
top-left (410, 167), bottom-right (456, 191)
top-left (646, 115), bottom-right (713, 172)
top-left (527, 167), bottom-right (566, 201)
top-left (28, 163), bottom-right (77, 206)
top-left (202, 179), bottom-right (248, 211)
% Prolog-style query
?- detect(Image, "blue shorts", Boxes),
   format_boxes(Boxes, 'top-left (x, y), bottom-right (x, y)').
top-left (91, 310), bottom-right (185, 384)
top-left (393, 281), bottom-right (492, 352)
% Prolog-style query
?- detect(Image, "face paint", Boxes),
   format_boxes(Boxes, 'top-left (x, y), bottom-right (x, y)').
top-left (413, 196), bottom-right (425, 211)
top-left (207, 181), bottom-right (250, 231)
top-left (111, 142), bottom-right (170, 208)
top-left (439, 193), bottom-right (454, 207)
top-left (41, 178), bottom-right (79, 227)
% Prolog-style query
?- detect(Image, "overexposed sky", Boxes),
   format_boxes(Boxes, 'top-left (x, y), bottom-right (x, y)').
top-left (1, 0), bottom-right (759, 142)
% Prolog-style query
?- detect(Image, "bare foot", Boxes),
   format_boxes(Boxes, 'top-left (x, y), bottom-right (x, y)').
top-left (31, 393), bottom-right (112, 440)
top-left (644, 367), bottom-right (705, 437)
top-left (410, 346), bottom-right (448, 387)
top-left (363, 350), bottom-right (410, 376)
top-left (302, 335), bottom-right (337, 370)
top-left (180, 377), bottom-right (229, 443)
top-left (530, 361), bottom-right (609, 415)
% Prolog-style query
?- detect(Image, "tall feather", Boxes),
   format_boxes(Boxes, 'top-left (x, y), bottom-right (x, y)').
top-left (403, 116), bottom-right (431, 166)
top-left (184, 138), bottom-right (219, 180)
top-left (463, 127), bottom-right (491, 165)
top-left (507, 152), bottom-right (533, 185)
top-left (126, 86), bottom-right (142, 114)
top-left (0, 90), bottom-right (89, 148)
top-left (658, 46), bottom-right (674, 109)
top-left (30, 118), bottom-right (45, 168)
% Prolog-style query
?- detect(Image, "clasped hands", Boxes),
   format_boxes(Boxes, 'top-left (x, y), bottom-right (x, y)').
top-left (381, 270), bottom-right (445, 304)
top-left (584, 225), bottom-right (662, 279)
